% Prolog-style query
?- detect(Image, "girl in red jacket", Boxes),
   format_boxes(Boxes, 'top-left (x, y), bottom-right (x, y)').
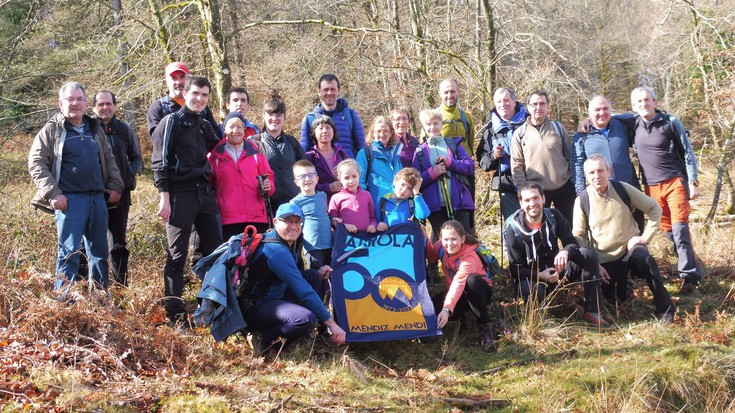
top-left (427, 220), bottom-right (495, 351)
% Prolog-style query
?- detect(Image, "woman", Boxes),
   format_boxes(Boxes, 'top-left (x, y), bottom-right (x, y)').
top-left (356, 116), bottom-right (404, 207)
top-left (390, 107), bottom-right (420, 168)
top-left (209, 112), bottom-right (275, 239)
top-left (252, 90), bottom-right (305, 210)
top-left (305, 115), bottom-right (348, 201)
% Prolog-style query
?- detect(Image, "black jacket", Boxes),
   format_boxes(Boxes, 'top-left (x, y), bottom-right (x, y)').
top-left (96, 116), bottom-right (142, 191)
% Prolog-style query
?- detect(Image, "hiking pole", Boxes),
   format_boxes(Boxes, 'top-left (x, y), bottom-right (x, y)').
top-left (439, 173), bottom-right (454, 219)
top-left (257, 174), bottom-right (274, 228)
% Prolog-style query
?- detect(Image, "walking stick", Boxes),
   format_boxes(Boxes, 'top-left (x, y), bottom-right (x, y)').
top-left (439, 173), bottom-right (454, 220)
top-left (257, 174), bottom-right (274, 228)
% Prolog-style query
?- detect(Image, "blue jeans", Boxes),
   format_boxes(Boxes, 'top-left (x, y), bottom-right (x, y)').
top-left (499, 191), bottom-right (520, 221)
top-left (54, 192), bottom-right (109, 289)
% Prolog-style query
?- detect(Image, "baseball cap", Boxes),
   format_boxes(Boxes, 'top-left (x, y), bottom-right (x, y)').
top-left (275, 203), bottom-right (304, 221)
top-left (165, 62), bottom-right (190, 77)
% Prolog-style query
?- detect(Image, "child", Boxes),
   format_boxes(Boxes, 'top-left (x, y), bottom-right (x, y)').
top-left (413, 109), bottom-right (475, 241)
top-left (376, 167), bottom-right (430, 231)
top-left (427, 220), bottom-right (495, 352)
top-left (328, 159), bottom-right (377, 233)
top-left (291, 159), bottom-right (333, 269)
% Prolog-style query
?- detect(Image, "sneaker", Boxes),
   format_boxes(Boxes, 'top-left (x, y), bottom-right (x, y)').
top-left (478, 322), bottom-right (497, 352)
top-left (680, 282), bottom-right (697, 295)
top-left (582, 312), bottom-right (610, 328)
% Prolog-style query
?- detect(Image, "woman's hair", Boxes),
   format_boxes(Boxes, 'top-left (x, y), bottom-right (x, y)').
top-left (334, 158), bottom-right (360, 178)
top-left (390, 106), bottom-right (411, 120)
top-left (418, 109), bottom-right (442, 125)
top-left (393, 167), bottom-right (421, 188)
top-left (310, 115), bottom-right (339, 146)
top-left (263, 89), bottom-right (286, 114)
top-left (440, 220), bottom-right (479, 245)
top-left (366, 116), bottom-right (397, 147)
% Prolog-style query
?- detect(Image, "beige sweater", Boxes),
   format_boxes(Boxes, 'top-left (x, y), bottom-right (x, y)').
top-left (510, 118), bottom-right (571, 191)
top-left (572, 182), bottom-right (661, 263)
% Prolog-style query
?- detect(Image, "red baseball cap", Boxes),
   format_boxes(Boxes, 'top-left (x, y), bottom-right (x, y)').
top-left (164, 62), bottom-right (190, 77)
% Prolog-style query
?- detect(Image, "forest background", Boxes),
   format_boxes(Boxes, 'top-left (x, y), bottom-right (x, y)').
top-left (0, 0), bottom-right (735, 411)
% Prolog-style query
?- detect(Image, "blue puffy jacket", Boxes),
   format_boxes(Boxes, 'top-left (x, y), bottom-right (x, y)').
top-left (356, 141), bottom-right (404, 207)
top-left (300, 98), bottom-right (365, 158)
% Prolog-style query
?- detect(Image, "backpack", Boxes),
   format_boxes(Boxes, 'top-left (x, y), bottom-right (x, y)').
top-left (438, 243), bottom-right (501, 282)
top-left (231, 225), bottom-right (281, 302)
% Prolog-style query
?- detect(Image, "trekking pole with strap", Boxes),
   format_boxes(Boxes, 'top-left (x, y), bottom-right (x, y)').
top-left (439, 173), bottom-right (454, 219)
top-left (257, 174), bottom-right (274, 228)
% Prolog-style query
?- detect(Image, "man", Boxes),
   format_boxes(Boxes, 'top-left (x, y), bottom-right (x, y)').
top-left (146, 61), bottom-right (223, 140)
top-left (299, 74), bottom-right (365, 158)
top-left (92, 90), bottom-right (143, 286)
top-left (573, 95), bottom-right (640, 194)
top-left (573, 156), bottom-right (674, 321)
top-left (242, 203), bottom-right (346, 353)
top-left (510, 90), bottom-right (576, 223)
top-left (628, 86), bottom-right (702, 293)
top-left (28, 82), bottom-right (124, 291)
top-left (504, 182), bottom-right (609, 327)
top-left (438, 78), bottom-right (475, 156)
top-left (476, 87), bottom-right (527, 220)
top-left (220, 87), bottom-right (259, 137)
top-left (151, 76), bottom-right (223, 327)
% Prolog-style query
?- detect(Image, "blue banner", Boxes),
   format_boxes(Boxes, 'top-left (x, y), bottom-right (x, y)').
top-left (330, 223), bottom-right (441, 342)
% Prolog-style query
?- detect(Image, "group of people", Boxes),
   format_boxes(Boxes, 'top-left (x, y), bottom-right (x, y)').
top-left (28, 61), bottom-right (702, 354)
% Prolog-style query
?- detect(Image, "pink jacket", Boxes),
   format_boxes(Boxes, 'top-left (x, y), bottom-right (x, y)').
top-left (328, 187), bottom-right (377, 231)
top-left (209, 139), bottom-right (275, 225)
top-left (427, 241), bottom-right (490, 313)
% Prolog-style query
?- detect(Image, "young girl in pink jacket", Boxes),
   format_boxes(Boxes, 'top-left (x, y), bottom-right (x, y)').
top-left (427, 220), bottom-right (495, 351)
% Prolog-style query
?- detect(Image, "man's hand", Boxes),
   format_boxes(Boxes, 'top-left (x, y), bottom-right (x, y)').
top-left (626, 236), bottom-right (646, 251)
top-left (437, 308), bottom-right (450, 328)
top-left (51, 194), bottom-right (68, 211)
top-left (366, 225), bottom-right (376, 233)
top-left (554, 250), bottom-right (569, 273)
top-left (105, 189), bottom-right (121, 204)
top-left (493, 144), bottom-right (504, 160)
top-left (329, 181), bottom-right (343, 193)
top-left (539, 267), bottom-right (559, 283)
top-left (689, 183), bottom-right (701, 200)
top-left (344, 223), bottom-right (358, 233)
top-left (158, 192), bottom-right (171, 221)
top-left (260, 179), bottom-right (271, 195)
top-left (324, 318), bottom-right (346, 345)
top-left (318, 265), bottom-right (332, 279)
top-left (599, 265), bottom-right (610, 284)
top-left (578, 118), bottom-right (591, 133)
top-left (377, 222), bottom-right (389, 232)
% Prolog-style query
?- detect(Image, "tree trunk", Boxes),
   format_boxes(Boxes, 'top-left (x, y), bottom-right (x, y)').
top-left (195, 0), bottom-right (230, 117)
top-left (147, 0), bottom-right (172, 60)
top-left (480, 0), bottom-right (496, 103)
top-left (111, 0), bottom-right (137, 131)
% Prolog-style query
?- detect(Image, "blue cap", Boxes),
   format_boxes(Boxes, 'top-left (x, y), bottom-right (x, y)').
top-left (223, 111), bottom-right (247, 129)
top-left (275, 202), bottom-right (304, 221)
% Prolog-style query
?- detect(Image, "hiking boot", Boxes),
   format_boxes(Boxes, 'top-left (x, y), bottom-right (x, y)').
top-left (249, 331), bottom-right (268, 355)
top-left (459, 310), bottom-right (475, 332)
top-left (680, 282), bottom-right (698, 295)
top-left (655, 311), bottom-right (675, 324)
top-left (582, 312), bottom-right (610, 328)
top-left (478, 322), bottom-right (496, 352)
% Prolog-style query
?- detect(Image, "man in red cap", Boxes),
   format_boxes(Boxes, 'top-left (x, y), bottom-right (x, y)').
top-left (146, 62), bottom-right (223, 140)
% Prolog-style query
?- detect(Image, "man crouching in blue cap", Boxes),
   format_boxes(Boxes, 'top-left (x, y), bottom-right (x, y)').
top-left (242, 202), bottom-right (345, 354)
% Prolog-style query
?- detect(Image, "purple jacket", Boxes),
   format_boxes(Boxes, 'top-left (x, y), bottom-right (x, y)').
top-left (412, 141), bottom-right (475, 212)
top-left (305, 144), bottom-right (348, 201)
top-left (398, 133), bottom-right (420, 168)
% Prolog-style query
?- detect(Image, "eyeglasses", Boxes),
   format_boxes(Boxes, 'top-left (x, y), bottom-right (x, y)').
top-left (63, 97), bottom-right (86, 103)
top-left (277, 218), bottom-right (302, 226)
top-left (295, 173), bottom-right (317, 181)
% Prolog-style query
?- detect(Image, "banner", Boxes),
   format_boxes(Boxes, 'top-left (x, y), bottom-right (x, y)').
top-left (330, 223), bottom-right (441, 342)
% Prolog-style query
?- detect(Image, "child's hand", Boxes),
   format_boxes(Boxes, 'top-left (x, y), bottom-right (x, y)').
top-left (366, 225), bottom-right (376, 233)
top-left (331, 217), bottom-right (343, 227)
top-left (318, 265), bottom-right (333, 279)
top-left (377, 222), bottom-right (388, 232)
top-left (345, 224), bottom-right (358, 233)
top-left (413, 178), bottom-right (423, 195)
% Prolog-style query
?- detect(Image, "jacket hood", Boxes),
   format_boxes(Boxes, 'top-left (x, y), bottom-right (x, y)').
top-left (491, 103), bottom-right (527, 133)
